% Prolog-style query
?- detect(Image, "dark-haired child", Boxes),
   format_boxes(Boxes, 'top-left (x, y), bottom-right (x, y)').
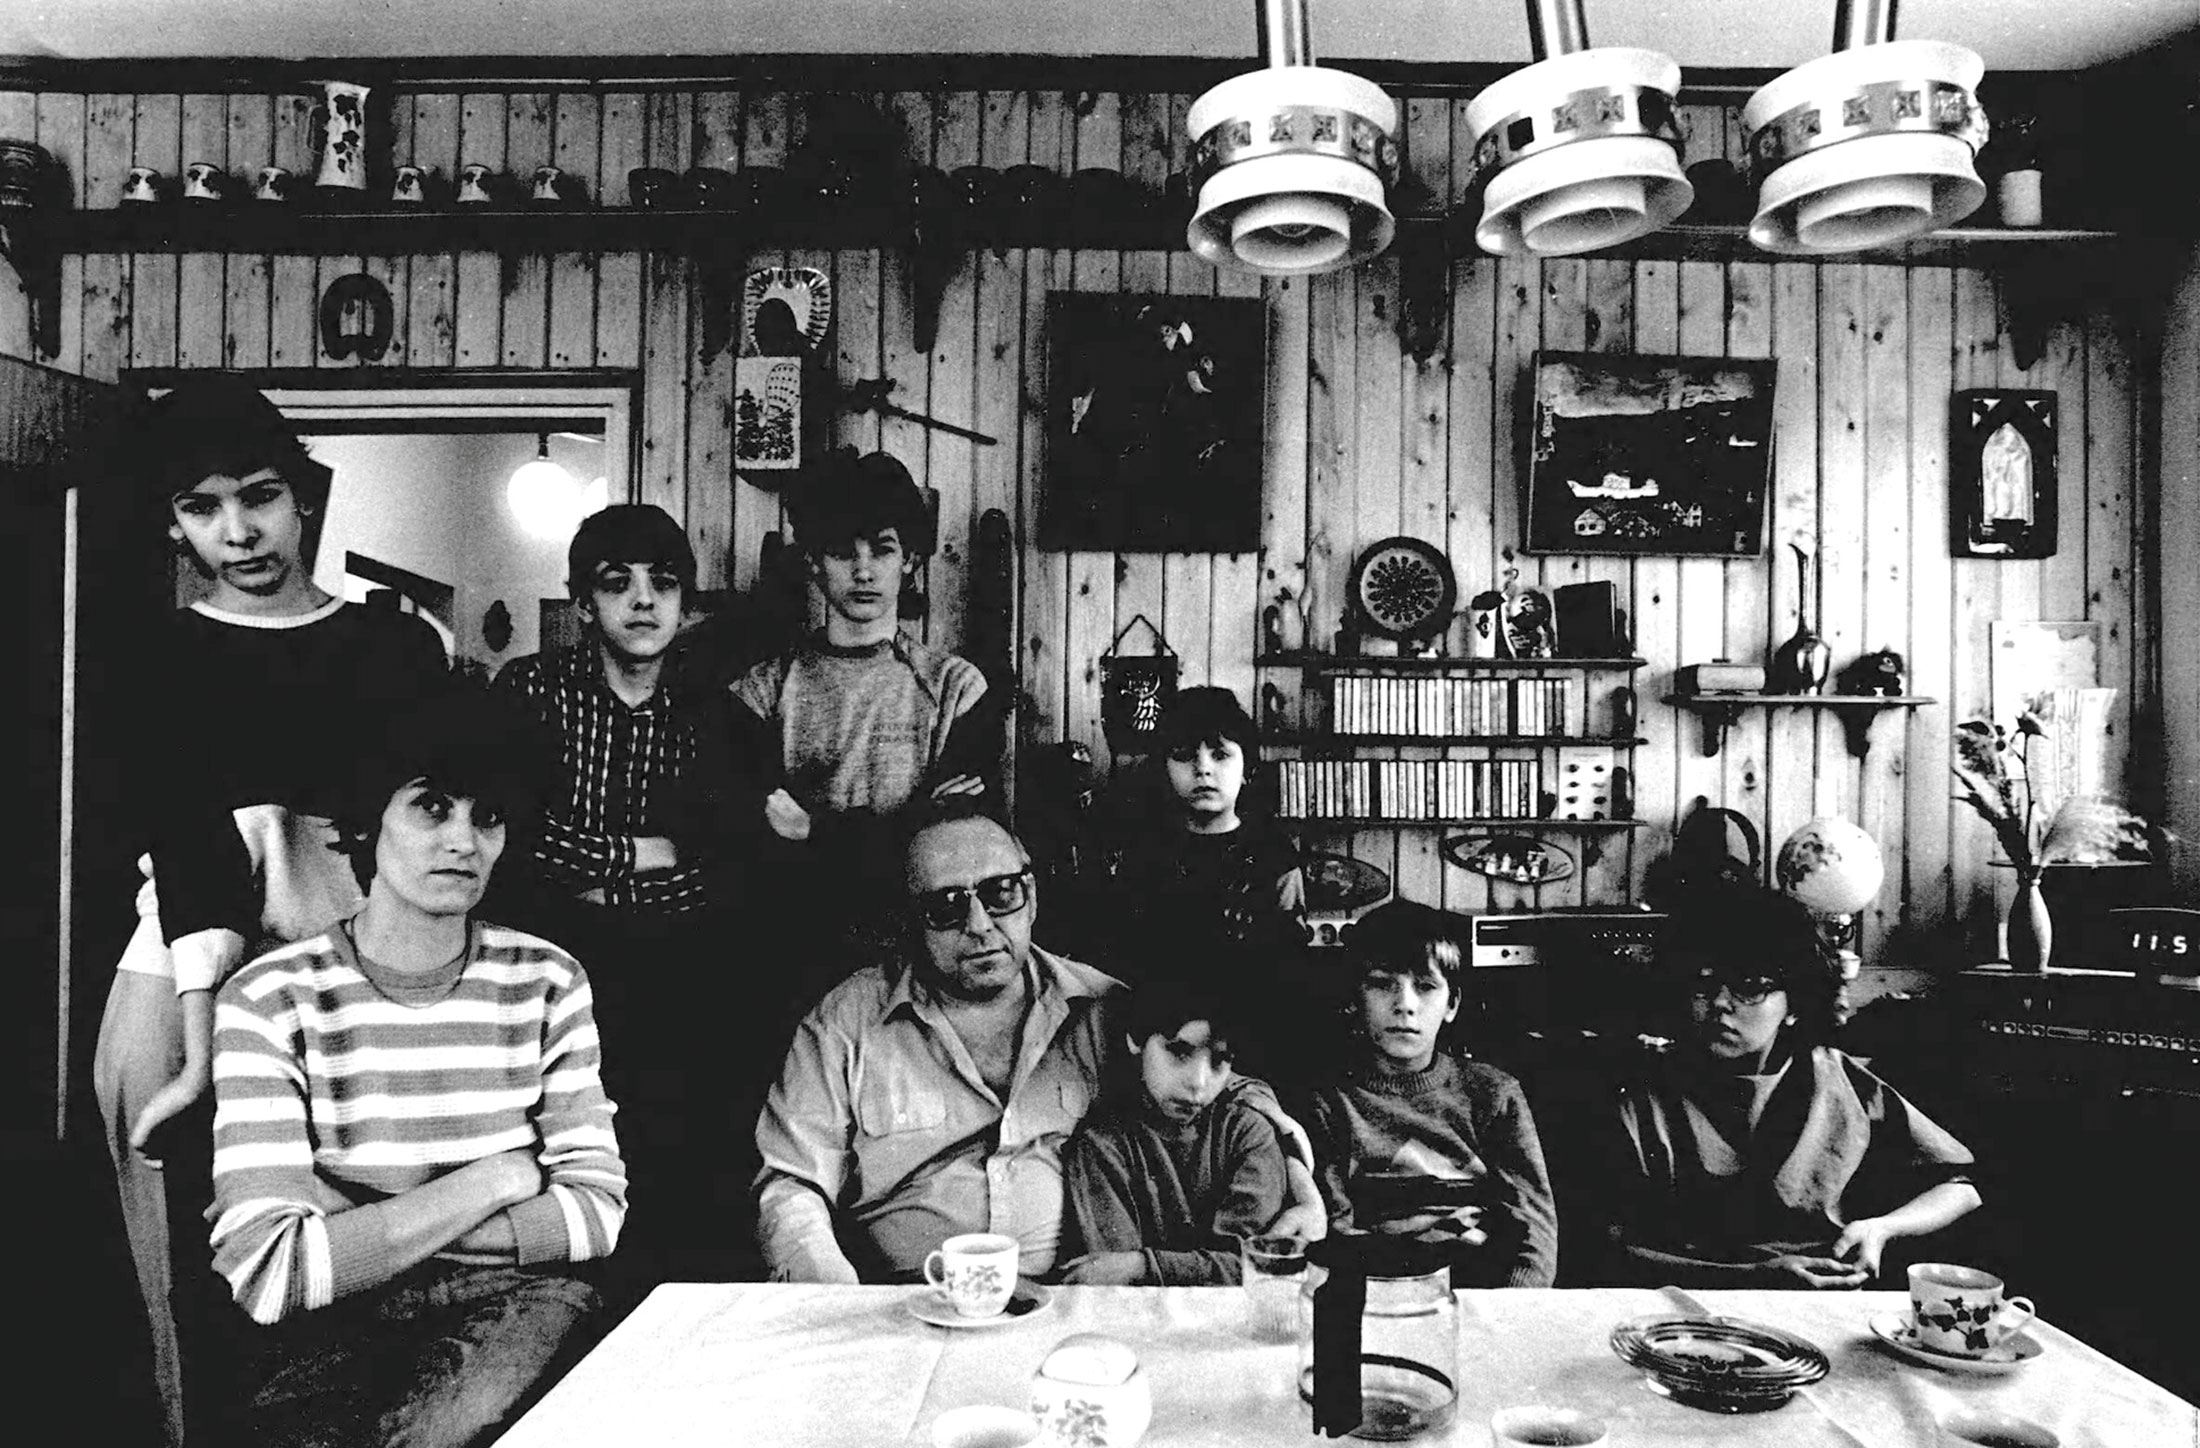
top-left (493, 501), bottom-right (745, 1282)
top-left (1084, 688), bottom-right (1304, 1044)
top-left (210, 683), bottom-right (623, 1448)
top-left (92, 376), bottom-right (447, 1446)
top-left (1306, 901), bottom-right (1559, 1288)
top-left (731, 450), bottom-right (997, 989)
top-left (1059, 978), bottom-right (1290, 1285)
top-left (1594, 882), bottom-right (1980, 1289)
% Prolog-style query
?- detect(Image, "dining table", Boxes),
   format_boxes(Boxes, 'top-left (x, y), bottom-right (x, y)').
top-left (492, 1281), bottom-right (2195, 1447)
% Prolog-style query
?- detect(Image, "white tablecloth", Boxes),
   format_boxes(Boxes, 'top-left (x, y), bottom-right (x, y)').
top-left (494, 1284), bottom-right (2195, 1448)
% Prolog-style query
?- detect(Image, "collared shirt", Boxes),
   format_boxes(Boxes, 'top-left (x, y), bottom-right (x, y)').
top-left (493, 644), bottom-right (724, 915)
top-left (753, 945), bottom-right (1123, 1282)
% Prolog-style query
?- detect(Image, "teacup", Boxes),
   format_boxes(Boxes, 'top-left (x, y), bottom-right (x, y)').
top-left (531, 164), bottom-right (579, 206)
top-left (922, 1232), bottom-right (1019, 1318)
top-left (252, 165), bottom-right (294, 203)
top-left (454, 163), bottom-right (497, 206)
top-left (627, 165), bottom-right (677, 209)
top-left (181, 161), bottom-right (227, 202)
top-left (1909, 1262), bottom-right (2037, 1358)
top-left (120, 166), bottom-right (163, 204)
top-left (1937, 1407), bottom-right (2061, 1448)
top-left (389, 164), bottom-right (430, 206)
top-left (1491, 1406), bottom-right (1610, 1448)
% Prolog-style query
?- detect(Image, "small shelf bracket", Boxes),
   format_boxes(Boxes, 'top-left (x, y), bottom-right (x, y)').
top-left (1665, 694), bottom-right (1937, 761)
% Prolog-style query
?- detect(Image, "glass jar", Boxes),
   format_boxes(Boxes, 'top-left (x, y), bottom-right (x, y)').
top-left (1296, 1236), bottom-right (1457, 1441)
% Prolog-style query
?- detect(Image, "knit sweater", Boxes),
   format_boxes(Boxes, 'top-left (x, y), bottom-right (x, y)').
top-left (1064, 1094), bottom-right (1289, 1285)
top-left (1306, 1053), bottom-right (1560, 1289)
top-left (209, 920), bottom-right (626, 1325)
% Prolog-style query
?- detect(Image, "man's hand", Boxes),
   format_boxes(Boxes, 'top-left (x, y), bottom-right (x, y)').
top-left (1763, 1253), bottom-right (1871, 1290)
top-left (127, 1062), bottom-right (211, 1163)
top-left (632, 835), bottom-right (680, 873)
top-left (765, 789), bottom-right (814, 842)
top-left (1832, 1217), bottom-right (1897, 1277)
top-left (1058, 1251), bottom-right (1146, 1286)
top-left (929, 774), bottom-right (986, 801)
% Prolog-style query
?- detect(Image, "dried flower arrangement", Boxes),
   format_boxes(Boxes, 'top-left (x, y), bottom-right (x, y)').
top-left (1951, 714), bottom-right (2152, 884)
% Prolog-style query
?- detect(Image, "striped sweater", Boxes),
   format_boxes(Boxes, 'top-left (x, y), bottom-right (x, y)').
top-left (209, 920), bottom-right (627, 1325)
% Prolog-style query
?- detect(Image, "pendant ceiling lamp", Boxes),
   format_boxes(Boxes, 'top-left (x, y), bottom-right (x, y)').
top-left (1462, 0), bottom-right (1690, 257)
top-left (1186, 0), bottom-right (1399, 276)
top-left (1743, 0), bottom-right (1987, 254)
top-left (507, 433), bottom-right (583, 542)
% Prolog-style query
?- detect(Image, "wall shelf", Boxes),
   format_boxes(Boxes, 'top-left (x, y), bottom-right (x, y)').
top-left (1664, 692), bottom-right (1937, 761)
top-left (1260, 652), bottom-right (1646, 671)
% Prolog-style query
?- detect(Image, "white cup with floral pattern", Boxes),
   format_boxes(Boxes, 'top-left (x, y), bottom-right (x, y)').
top-left (923, 1232), bottom-right (1019, 1319)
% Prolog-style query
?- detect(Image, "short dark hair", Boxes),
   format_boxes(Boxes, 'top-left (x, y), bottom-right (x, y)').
top-left (1345, 899), bottom-right (1467, 1001)
top-left (1655, 881), bottom-right (1844, 1042)
top-left (789, 448), bottom-right (934, 559)
top-left (138, 375), bottom-right (333, 551)
top-left (1122, 976), bottom-right (1240, 1056)
top-left (566, 503), bottom-right (698, 598)
top-left (1156, 686), bottom-right (1261, 768)
top-left (332, 682), bottom-right (551, 889)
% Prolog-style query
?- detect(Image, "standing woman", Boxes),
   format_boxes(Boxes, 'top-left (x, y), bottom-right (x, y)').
top-left (1591, 883), bottom-right (1981, 1288)
top-left (91, 376), bottom-right (447, 1447)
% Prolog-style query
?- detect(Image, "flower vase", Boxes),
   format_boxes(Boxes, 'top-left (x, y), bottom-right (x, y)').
top-left (2006, 871), bottom-right (2053, 973)
top-left (1767, 542), bottom-right (1832, 694)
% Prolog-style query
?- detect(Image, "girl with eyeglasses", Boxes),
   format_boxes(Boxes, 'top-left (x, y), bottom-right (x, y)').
top-left (1587, 882), bottom-right (1981, 1289)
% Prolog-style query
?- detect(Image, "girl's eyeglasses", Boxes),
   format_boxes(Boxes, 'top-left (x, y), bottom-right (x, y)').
top-left (1689, 971), bottom-right (1783, 1006)
top-left (912, 870), bottom-right (1033, 932)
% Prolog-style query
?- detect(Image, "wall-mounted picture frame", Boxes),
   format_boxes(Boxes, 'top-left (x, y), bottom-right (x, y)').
top-left (1041, 292), bottom-right (1265, 553)
top-left (1523, 351), bottom-right (1776, 557)
top-left (1953, 389), bottom-right (2058, 558)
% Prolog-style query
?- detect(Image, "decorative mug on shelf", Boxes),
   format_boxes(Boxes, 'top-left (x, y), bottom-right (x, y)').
top-left (252, 165), bottom-right (294, 203)
top-left (120, 166), bottom-right (164, 204)
top-left (181, 162), bottom-right (227, 202)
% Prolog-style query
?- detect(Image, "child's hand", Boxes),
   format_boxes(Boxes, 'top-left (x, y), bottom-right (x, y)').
top-left (766, 789), bottom-right (813, 841)
top-left (1762, 1253), bottom-right (1871, 1290)
top-left (1267, 1202), bottom-right (1328, 1242)
top-left (1831, 1217), bottom-right (1896, 1276)
top-left (929, 774), bottom-right (986, 800)
top-left (1058, 1251), bottom-right (1146, 1285)
top-left (128, 1063), bottom-right (211, 1163)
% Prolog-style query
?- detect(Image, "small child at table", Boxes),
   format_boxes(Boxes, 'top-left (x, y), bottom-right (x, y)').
top-left (1058, 978), bottom-right (1291, 1285)
top-left (1305, 901), bottom-right (1559, 1287)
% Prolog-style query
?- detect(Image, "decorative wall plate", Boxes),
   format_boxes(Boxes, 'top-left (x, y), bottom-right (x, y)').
top-left (742, 265), bottom-right (833, 356)
top-left (1442, 833), bottom-right (1576, 885)
top-left (1301, 852), bottom-right (1393, 913)
top-left (1349, 536), bottom-right (1457, 641)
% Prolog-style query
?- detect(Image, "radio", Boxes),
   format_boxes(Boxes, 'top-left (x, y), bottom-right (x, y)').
top-left (1469, 909), bottom-right (1665, 969)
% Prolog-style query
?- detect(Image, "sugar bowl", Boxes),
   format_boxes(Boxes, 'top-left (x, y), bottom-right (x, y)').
top-left (1029, 1333), bottom-right (1150, 1448)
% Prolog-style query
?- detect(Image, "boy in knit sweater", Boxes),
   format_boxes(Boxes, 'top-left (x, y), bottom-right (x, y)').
top-left (1305, 901), bottom-right (1559, 1288)
top-left (1060, 978), bottom-right (1291, 1285)
top-left (209, 686), bottom-right (624, 1448)
top-left (732, 450), bottom-right (997, 1003)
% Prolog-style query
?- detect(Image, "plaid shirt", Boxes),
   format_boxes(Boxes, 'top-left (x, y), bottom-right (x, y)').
top-left (494, 645), bottom-right (723, 915)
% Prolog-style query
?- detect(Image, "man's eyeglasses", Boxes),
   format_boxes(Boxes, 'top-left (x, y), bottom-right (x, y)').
top-left (1688, 971), bottom-right (1784, 1006)
top-left (912, 870), bottom-right (1033, 932)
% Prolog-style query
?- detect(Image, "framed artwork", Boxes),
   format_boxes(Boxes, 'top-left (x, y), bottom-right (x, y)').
top-left (1953, 389), bottom-right (2057, 558)
top-left (1523, 351), bottom-right (1776, 557)
top-left (1041, 292), bottom-right (1265, 552)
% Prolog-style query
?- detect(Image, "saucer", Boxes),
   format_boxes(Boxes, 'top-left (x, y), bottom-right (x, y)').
top-left (1868, 1311), bottom-right (2042, 1375)
top-left (907, 1281), bottom-right (1054, 1330)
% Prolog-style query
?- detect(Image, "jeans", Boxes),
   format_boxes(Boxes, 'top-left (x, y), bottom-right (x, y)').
top-left (238, 1264), bottom-right (601, 1448)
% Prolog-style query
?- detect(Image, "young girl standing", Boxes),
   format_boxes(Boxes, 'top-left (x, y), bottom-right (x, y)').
top-left (93, 376), bottom-right (447, 1447)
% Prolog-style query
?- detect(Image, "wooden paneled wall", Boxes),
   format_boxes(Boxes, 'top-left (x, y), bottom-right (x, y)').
top-left (0, 80), bottom-right (2149, 968)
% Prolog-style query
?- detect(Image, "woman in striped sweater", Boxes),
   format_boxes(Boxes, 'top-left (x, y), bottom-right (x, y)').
top-left (208, 686), bottom-right (626, 1448)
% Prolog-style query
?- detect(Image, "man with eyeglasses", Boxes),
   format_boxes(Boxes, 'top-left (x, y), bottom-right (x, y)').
top-left (752, 799), bottom-right (1321, 1283)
